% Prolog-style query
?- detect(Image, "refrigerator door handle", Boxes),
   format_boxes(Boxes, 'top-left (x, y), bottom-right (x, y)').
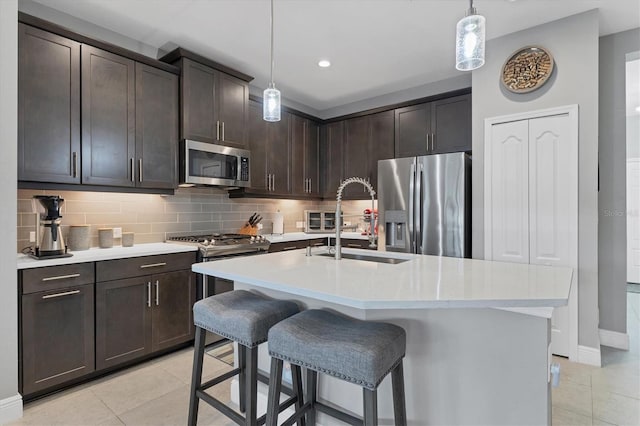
top-left (408, 162), bottom-right (416, 253)
top-left (415, 162), bottom-right (423, 253)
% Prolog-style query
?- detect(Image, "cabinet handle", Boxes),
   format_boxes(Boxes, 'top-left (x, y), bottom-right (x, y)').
top-left (42, 273), bottom-right (80, 282)
top-left (272, 173), bottom-right (276, 191)
top-left (130, 158), bottom-right (135, 182)
top-left (313, 242), bottom-right (325, 246)
top-left (72, 152), bottom-right (78, 178)
top-left (155, 280), bottom-right (159, 306)
top-left (42, 289), bottom-right (80, 299)
top-left (347, 243), bottom-right (362, 248)
top-left (282, 246), bottom-right (298, 251)
top-left (426, 133), bottom-right (430, 152)
top-left (309, 178), bottom-right (312, 193)
top-left (221, 121), bottom-right (225, 141)
top-left (147, 282), bottom-right (151, 307)
top-left (216, 120), bottom-right (220, 140)
top-left (140, 262), bottom-right (167, 269)
top-left (431, 133), bottom-right (435, 152)
top-left (138, 159), bottom-right (143, 182)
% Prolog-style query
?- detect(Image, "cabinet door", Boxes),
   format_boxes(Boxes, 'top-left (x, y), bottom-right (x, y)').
top-left (290, 115), bottom-right (306, 195)
top-left (267, 112), bottom-right (291, 194)
top-left (431, 94), bottom-right (471, 154)
top-left (487, 119), bottom-right (530, 264)
top-left (18, 24), bottom-right (80, 184)
top-left (306, 120), bottom-right (320, 196)
top-left (96, 277), bottom-right (152, 370)
top-left (182, 58), bottom-right (217, 143)
top-left (368, 111), bottom-right (395, 194)
top-left (217, 72), bottom-right (249, 147)
top-left (81, 45), bottom-right (135, 186)
top-left (21, 284), bottom-right (94, 395)
top-left (395, 103), bottom-right (429, 157)
top-left (343, 116), bottom-right (371, 199)
top-left (135, 64), bottom-right (179, 189)
top-left (322, 121), bottom-right (344, 197)
top-left (151, 270), bottom-right (196, 352)
top-left (248, 101), bottom-right (268, 191)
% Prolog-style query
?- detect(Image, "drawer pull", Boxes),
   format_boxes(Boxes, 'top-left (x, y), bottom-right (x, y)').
top-left (140, 262), bottom-right (167, 269)
top-left (42, 290), bottom-right (80, 299)
top-left (155, 280), bottom-right (159, 306)
top-left (347, 244), bottom-right (362, 248)
top-left (42, 273), bottom-right (80, 282)
top-left (313, 242), bottom-right (325, 246)
top-left (282, 246), bottom-right (298, 251)
top-left (147, 282), bottom-right (151, 307)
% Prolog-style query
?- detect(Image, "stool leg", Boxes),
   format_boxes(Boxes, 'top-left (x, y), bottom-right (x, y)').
top-left (238, 344), bottom-right (246, 413)
top-left (291, 365), bottom-right (306, 426)
top-left (363, 388), bottom-right (378, 426)
top-left (245, 346), bottom-right (258, 426)
top-left (266, 358), bottom-right (283, 426)
top-left (391, 361), bottom-right (407, 426)
top-left (188, 326), bottom-right (206, 426)
top-left (305, 369), bottom-right (317, 425)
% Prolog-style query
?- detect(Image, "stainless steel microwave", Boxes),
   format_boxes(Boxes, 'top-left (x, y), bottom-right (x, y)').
top-left (180, 140), bottom-right (251, 188)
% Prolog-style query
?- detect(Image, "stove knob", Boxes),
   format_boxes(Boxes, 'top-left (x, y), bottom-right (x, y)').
top-left (202, 239), bottom-right (209, 246)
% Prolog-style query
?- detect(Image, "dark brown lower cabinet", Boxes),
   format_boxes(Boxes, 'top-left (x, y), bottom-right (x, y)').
top-left (96, 269), bottom-right (195, 370)
top-left (21, 284), bottom-right (95, 395)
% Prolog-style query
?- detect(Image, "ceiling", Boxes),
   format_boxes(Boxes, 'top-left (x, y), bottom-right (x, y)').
top-left (30, 0), bottom-right (640, 113)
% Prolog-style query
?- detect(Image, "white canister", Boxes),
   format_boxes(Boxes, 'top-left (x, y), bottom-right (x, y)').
top-left (273, 210), bottom-right (284, 235)
top-left (68, 225), bottom-right (90, 251)
top-left (98, 228), bottom-right (114, 248)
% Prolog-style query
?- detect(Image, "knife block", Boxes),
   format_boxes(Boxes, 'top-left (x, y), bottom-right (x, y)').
top-left (237, 224), bottom-right (258, 236)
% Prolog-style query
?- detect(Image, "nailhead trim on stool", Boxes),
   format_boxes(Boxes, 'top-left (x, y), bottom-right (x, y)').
top-left (266, 309), bottom-right (407, 426)
top-left (188, 290), bottom-right (301, 426)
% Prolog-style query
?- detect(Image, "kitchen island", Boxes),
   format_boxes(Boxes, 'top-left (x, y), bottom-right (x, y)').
top-left (193, 248), bottom-right (572, 425)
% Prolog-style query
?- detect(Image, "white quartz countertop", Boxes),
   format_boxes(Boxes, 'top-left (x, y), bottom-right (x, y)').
top-left (192, 248), bottom-right (573, 310)
top-left (262, 232), bottom-right (368, 242)
top-left (17, 243), bottom-right (197, 269)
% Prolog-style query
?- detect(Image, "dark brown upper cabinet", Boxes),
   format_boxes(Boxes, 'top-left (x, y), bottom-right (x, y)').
top-left (395, 94), bottom-right (471, 157)
top-left (246, 100), bottom-right (291, 195)
top-left (332, 111), bottom-right (394, 200)
top-left (181, 57), bottom-right (249, 147)
top-left (18, 24), bottom-right (81, 184)
top-left (135, 63), bottom-right (179, 189)
top-left (81, 46), bottom-right (178, 189)
top-left (321, 121), bottom-right (345, 198)
top-left (291, 115), bottom-right (320, 197)
top-left (81, 45), bottom-right (136, 187)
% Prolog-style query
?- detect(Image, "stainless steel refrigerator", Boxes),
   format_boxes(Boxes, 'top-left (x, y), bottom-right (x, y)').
top-left (377, 153), bottom-right (471, 258)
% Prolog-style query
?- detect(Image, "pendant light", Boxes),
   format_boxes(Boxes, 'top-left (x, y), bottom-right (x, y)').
top-left (263, 0), bottom-right (281, 121)
top-left (455, 0), bottom-right (486, 71)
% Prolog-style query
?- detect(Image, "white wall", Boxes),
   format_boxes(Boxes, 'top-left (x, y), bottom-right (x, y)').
top-left (0, 0), bottom-right (20, 421)
top-left (598, 28), bottom-right (640, 336)
top-left (471, 10), bottom-right (601, 349)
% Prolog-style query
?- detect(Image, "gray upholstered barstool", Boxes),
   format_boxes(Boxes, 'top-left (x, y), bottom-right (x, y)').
top-left (188, 290), bottom-right (302, 426)
top-left (266, 309), bottom-right (407, 426)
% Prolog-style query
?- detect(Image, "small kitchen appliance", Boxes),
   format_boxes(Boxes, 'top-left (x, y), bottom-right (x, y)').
top-left (32, 195), bottom-right (72, 259)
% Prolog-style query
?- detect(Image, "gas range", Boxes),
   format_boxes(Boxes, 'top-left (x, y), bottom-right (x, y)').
top-left (166, 233), bottom-right (270, 258)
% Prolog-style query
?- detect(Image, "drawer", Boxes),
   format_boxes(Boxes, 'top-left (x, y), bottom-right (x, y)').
top-left (307, 238), bottom-right (327, 247)
top-left (96, 252), bottom-right (197, 282)
top-left (22, 263), bottom-right (94, 294)
top-left (268, 240), bottom-right (308, 253)
top-left (329, 238), bottom-right (375, 250)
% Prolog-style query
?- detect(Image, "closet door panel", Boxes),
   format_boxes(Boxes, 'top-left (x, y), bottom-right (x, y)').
top-left (489, 120), bottom-right (529, 264)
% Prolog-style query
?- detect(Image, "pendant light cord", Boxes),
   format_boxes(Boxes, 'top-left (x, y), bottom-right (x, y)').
top-left (269, 0), bottom-right (274, 86)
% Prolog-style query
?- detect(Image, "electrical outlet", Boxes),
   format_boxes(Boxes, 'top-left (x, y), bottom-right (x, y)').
top-left (29, 231), bottom-right (36, 242)
top-left (113, 227), bottom-right (122, 238)
top-left (296, 221), bottom-right (304, 229)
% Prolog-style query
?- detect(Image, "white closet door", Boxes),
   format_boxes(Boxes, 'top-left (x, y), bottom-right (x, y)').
top-left (529, 113), bottom-right (577, 357)
top-left (628, 159), bottom-right (640, 284)
top-left (489, 120), bottom-right (530, 263)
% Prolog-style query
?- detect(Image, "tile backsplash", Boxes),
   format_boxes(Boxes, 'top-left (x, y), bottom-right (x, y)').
top-left (17, 188), bottom-right (374, 252)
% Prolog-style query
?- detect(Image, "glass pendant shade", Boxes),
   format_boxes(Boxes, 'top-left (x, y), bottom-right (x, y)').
top-left (455, 13), bottom-right (486, 71)
top-left (263, 84), bottom-right (281, 122)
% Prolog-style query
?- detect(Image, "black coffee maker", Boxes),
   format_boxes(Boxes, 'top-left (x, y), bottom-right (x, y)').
top-left (33, 195), bottom-right (72, 258)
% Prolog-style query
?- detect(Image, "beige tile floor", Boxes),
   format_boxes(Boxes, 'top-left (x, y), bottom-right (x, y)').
top-left (9, 294), bottom-right (640, 426)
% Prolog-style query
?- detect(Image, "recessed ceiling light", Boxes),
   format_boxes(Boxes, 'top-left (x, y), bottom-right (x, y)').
top-left (318, 60), bottom-right (331, 68)
top-left (636, 105), bottom-right (640, 112)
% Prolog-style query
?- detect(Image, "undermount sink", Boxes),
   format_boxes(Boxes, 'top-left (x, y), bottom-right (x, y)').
top-left (315, 252), bottom-right (409, 264)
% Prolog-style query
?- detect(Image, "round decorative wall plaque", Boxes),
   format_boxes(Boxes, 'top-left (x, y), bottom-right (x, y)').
top-left (501, 46), bottom-right (554, 93)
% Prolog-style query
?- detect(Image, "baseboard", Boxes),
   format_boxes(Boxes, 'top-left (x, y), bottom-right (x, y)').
top-left (577, 345), bottom-right (602, 367)
top-left (0, 393), bottom-right (23, 424)
top-left (599, 328), bottom-right (630, 350)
